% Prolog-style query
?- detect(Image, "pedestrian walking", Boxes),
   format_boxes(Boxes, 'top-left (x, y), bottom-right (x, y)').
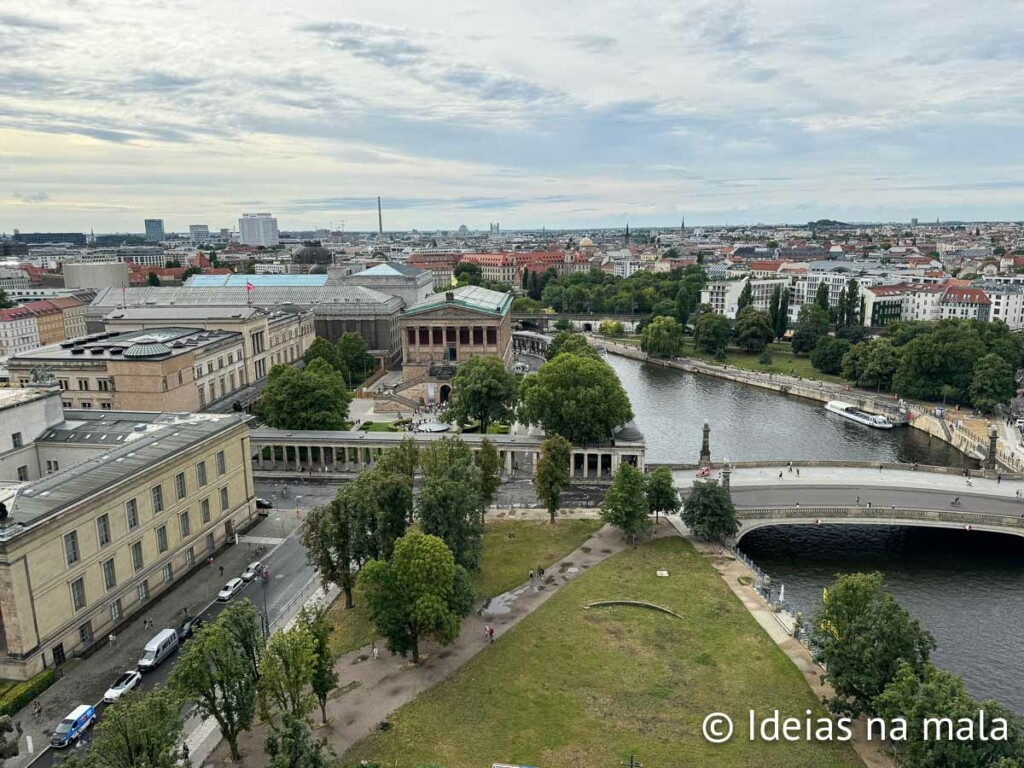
top-left (528, 569), bottom-right (534, 582)
top-left (371, 642), bottom-right (379, 661)
top-left (796, 468), bottom-right (800, 477)
top-left (998, 474), bottom-right (1002, 484)
top-left (483, 626), bottom-right (491, 643)
top-left (538, 566), bottom-right (545, 579)
top-left (867, 501), bottom-right (872, 509)
top-left (778, 471), bottom-right (783, 479)
top-left (181, 742), bottom-right (190, 764)
top-left (856, 496), bottom-right (860, 505)
top-left (32, 700), bottom-right (41, 718)
top-left (487, 626), bottom-right (495, 642)
top-left (108, 632), bottom-right (117, 647)
top-left (788, 462), bottom-right (793, 473)
top-left (219, 565), bottom-right (224, 577)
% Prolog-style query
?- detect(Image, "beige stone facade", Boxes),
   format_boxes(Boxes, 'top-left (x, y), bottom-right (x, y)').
top-left (0, 412), bottom-right (255, 679)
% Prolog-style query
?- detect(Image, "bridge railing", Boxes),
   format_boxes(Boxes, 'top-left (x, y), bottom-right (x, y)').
top-left (736, 505), bottom-right (1024, 531)
top-left (653, 459), bottom-right (1015, 479)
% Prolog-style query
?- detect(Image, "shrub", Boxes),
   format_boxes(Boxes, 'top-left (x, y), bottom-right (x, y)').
top-left (0, 669), bottom-right (56, 716)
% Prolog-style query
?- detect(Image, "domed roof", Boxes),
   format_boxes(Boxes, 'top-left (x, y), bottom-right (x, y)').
top-left (308, 263), bottom-right (328, 275)
top-left (579, 237), bottom-right (595, 247)
top-left (292, 242), bottom-right (332, 265)
top-left (122, 339), bottom-right (172, 358)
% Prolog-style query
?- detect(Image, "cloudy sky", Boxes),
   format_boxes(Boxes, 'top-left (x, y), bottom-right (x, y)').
top-left (1, 0), bottom-right (1022, 233)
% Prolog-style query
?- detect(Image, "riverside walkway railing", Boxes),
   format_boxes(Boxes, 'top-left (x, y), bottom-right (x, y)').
top-left (735, 505), bottom-right (1024, 534)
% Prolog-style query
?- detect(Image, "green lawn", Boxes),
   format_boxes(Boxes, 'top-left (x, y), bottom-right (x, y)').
top-left (344, 537), bottom-right (862, 768)
top-left (327, 519), bottom-right (603, 658)
top-left (358, 421), bottom-right (399, 432)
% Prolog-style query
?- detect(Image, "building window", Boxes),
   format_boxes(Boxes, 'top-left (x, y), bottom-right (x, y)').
top-left (78, 379), bottom-right (89, 391)
top-left (195, 366), bottom-right (202, 380)
top-left (96, 514), bottom-right (111, 547)
top-left (110, 599), bottom-right (123, 623)
top-left (101, 402), bottom-right (112, 410)
top-left (137, 580), bottom-right (149, 602)
top-left (11, 432), bottom-right (22, 449)
top-left (178, 370), bottom-right (183, 385)
top-left (219, 486), bottom-right (229, 512)
top-left (151, 485), bottom-right (164, 513)
top-left (216, 450), bottom-right (226, 475)
top-left (70, 577), bottom-right (87, 611)
top-left (126, 498), bottom-right (139, 530)
top-left (102, 558), bottom-right (117, 591)
top-left (205, 532), bottom-right (215, 553)
top-left (227, 353), bottom-right (234, 364)
top-left (179, 510), bottom-right (191, 539)
top-left (196, 461), bottom-right (207, 487)
top-left (175, 472), bottom-right (187, 500)
top-left (185, 546), bottom-right (195, 566)
top-left (16, 465), bottom-right (28, 481)
top-left (78, 620), bottom-right (93, 646)
top-left (200, 497), bottom-right (211, 524)
top-left (131, 540), bottom-right (144, 572)
top-left (64, 531), bottom-right (80, 566)
top-left (162, 563), bottom-right (173, 583)
top-left (199, 388), bottom-right (206, 407)
top-left (98, 380), bottom-right (111, 391)
top-left (80, 401), bottom-right (93, 409)
top-left (156, 525), bottom-right (168, 553)
top-left (59, 379), bottom-right (68, 391)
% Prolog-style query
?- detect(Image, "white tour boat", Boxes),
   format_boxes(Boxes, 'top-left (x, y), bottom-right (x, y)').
top-left (825, 400), bottom-right (893, 429)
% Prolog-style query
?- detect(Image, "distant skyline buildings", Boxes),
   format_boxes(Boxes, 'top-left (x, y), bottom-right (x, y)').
top-left (144, 219), bottom-right (165, 242)
top-left (238, 213), bottom-right (280, 247)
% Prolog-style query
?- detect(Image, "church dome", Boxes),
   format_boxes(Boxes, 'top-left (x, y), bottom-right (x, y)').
top-left (292, 242), bottom-right (332, 265)
top-left (579, 237), bottom-right (595, 248)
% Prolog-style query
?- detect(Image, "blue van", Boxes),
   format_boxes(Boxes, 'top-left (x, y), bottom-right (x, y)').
top-left (50, 704), bottom-right (95, 748)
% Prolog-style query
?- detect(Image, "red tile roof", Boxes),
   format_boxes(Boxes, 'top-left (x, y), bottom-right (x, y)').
top-left (942, 286), bottom-right (991, 305)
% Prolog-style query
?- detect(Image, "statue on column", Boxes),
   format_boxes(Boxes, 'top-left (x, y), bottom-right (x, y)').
top-left (699, 422), bottom-right (711, 466)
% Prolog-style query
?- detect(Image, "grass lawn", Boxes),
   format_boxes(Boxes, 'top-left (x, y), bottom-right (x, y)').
top-left (358, 421), bottom-right (399, 432)
top-left (327, 519), bottom-right (604, 659)
top-left (344, 537), bottom-right (862, 768)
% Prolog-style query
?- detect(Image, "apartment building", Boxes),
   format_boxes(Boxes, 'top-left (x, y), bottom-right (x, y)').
top-left (0, 386), bottom-right (255, 679)
top-left (459, 253), bottom-right (520, 286)
top-left (23, 300), bottom-right (66, 346)
top-left (939, 286), bottom-right (991, 322)
top-left (0, 307), bottom-right (41, 358)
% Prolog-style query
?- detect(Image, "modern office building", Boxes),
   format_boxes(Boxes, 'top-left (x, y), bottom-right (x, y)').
top-left (238, 213), bottom-right (280, 247)
top-left (12, 232), bottom-right (87, 247)
top-left (0, 385), bottom-right (255, 679)
top-left (188, 225), bottom-right (211, 244)
top-left (144, 220), bottom-right (165, 243)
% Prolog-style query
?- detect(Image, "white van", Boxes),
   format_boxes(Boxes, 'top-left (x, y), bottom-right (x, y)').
top-left (138, 628), bottom-right (179, 671)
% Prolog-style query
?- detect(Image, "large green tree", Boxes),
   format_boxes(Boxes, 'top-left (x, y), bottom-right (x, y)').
top-left (303, 494), bottom-right (360, 609)
top-left (518, 353), bottom-right (633, 444)
top-left (0, 290), bottom-right (13, 310)
top-left (258, 358), bottom-right (351, 430)
top-left (337, 331), bottom-right (375, 385)
top-left (474, 436), bottom-right (502, 507)
top-left (791, 304), bottom-right (830, 355)
top-left (640, 315), bottom-right (685, 357)
top-left (418, 437), bottom-right (485, 570)
top-left (299, 606), bottom-right (338, 725)
top-left (814, 281), bottom-right (830, 312)
top-left (734, 307), bottom-right (774, 353)
top-left (692, 308), bottom-right (731, 356)
top-left (259, 623), bottom-right (315, 733)
top-left (969, 353), bottom-right (1016, 413)
top-left (810, 572), bottom-right (935, 716)
top-left (360, 532), bottom-right (475, 664)
top-left (645, 466), bottom-right (680, 523)
top-left (535, 435), bottom-right (572, 525)
top-left (302, 337), bottom-right (348, 378)
top-left (682, 480), bottom-right (739, 540)
top-left (219, 599), bottom-right (265, 684)
top-left (445, 355), bottom-right (518, 432)
top-left (811, 337), bottom-right (851, 375)
top-left (735, 280), bottom-right (753, 313)
top-left (170, 617), bottom-right (260, 761)
top-left (600, 464), bottom-right (650, 544)
top-left (545, 331), bottom-right (599, 361)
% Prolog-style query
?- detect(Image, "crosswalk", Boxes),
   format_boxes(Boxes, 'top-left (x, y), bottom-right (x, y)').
top-left (237, 535), bottom-right (285, 546)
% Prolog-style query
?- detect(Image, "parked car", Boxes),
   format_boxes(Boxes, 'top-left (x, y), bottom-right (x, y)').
top-left (241, 560), bottom-right (262, 582)
top-left (218, 577), bottom-right (245, 601)
top-left (51, 704), bottom-right (96, 748)
top-left (177, 615), bottom-right (205, 641)
top-left (256, 497), bottom-right (273, 510)
top-left (103, 670), bottom-right (142, 703)
top-left (138, 628), bottom-right (179, 672)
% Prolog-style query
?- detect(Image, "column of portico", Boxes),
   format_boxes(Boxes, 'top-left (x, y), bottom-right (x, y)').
top-left (504, 449), bottom-right (514, 475)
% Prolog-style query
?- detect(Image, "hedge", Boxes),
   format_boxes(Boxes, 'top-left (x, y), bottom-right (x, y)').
top-left (0, 669), bottom-right (56, 717)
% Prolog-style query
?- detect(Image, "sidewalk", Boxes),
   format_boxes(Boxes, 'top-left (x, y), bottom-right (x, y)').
top-left (205, 521), bottom-right (676, 765)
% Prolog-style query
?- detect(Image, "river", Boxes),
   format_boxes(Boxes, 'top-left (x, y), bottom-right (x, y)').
top-left (606, 353), bottom-right (1022, 711)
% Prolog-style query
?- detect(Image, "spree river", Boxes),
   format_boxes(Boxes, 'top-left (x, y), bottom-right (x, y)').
top-left (606, 354), bottom-right (1023, 711)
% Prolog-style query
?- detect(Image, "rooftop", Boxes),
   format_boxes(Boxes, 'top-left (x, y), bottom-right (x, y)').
top-left (184, 274), bottom-right (328, 288)
top-left (9, 327), bottom-right (239, 363)
top-left (402, 286), bottom-right (513, 317)
top-left (352, 263), bottom-right (427, 278)
top-left (90, 285), bottom-right (398, 311)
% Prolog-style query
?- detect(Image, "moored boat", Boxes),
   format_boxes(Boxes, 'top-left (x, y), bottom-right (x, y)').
top-left (825, 400), bottom-right (893, 429)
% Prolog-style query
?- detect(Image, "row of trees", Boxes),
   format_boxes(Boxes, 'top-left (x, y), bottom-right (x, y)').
top-left (598, 465), bottom-right (680, 543)
top-left (811, 572), bottom-right (1024, 767)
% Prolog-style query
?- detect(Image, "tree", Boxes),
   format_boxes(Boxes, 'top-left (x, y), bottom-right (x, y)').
top-left (640, 315), bottom-right (685, 357)
top-left (171, 620), bottom-right (259, 762)
top-left (147, 272), bottom-right (161, 286)
top-left (970, 353), bottom-right (1016, 413)
top-left (219, 600), bottom-right (265, 684)
top-left (518, 353), bottom-right (633, 444)
top-left (535, 435), bottom-right (572, 524)
top-left (681, 480), bottom-right (738, 540)
top-left (374, 438), bottom-right (419, 507)
top-left (303, 494), bottom-right (359, 609)
top-left (454, 261), bottom-right (483, 285)
top-left (768, 285), bottom-right (783, 340)
top-left (445, 355), bottom-right (518, 433)
top-left (511, 296), bottom-right (541, 313)
top-left (791, 304), bottom-right (830, 355)
top-left (553, 317), bottom-right (572, 332)
top-left (302, 337), bottom-right (347, 378)
top-left (758, 349), bottom-right (773, 367)
top-left (736, 280), bottom-right (753, 313)
top-left (66, 687), bottom-right (182, 768)
top-left (692, 310), bottom-right (731, 356)
top-left (0, 290), bottom-right (13, 310)
top-left (815, 281), bottom-right (830, 312)
top-left (474, 437), bottom-right (501, 507)
top-left (264, 713), bottom-right (332, 768)
top-left (734, 307), bottom-right (774, 353)
top-left (259, 624), bottom-right (315, 735)
top-left (360, 532), bottom-right (474, 664)
top-left (351, 468), bottom-right (411, 561)
top-left (598, 319), bottom-right (624, 336)
top-left (839, 278), bottom-right (860, 327)
top-left (418, 438), bottom-right (485, 570)
top-left (258, 359), bottom-right (352, 430)
top-left (811, 337), bottom-right (851, 375)
top-left (299, 606), bottom-right (337, 725)
top-left (600, 464), bottom-right (650, 544)
top-left (545, 331), bottom-right (599, 361)
top-left (810, 572), bottom-right (935, 716)
top-left (859, 339), bottom-right (900, 391)
top-left (337, 332), bottom-right (375, 385)
top-left (645, 467), bottom-right (679, 523)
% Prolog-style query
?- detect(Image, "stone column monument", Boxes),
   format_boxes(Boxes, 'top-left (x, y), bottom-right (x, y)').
top-left (699, 422), bottom-right (711, 466)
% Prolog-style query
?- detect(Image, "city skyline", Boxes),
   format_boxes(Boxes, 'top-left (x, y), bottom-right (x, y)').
top-left (2, 0), bottom-right (1023, 232)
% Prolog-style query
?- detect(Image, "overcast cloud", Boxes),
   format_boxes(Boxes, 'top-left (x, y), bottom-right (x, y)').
top-left (1, 0), bottom-right (1022, 232)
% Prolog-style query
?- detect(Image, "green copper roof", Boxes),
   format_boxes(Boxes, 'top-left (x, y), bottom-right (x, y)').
top-left (403, 286), bottom-right (512, 317)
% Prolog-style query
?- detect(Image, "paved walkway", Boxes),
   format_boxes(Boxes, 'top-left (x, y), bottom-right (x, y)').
top-left (206, 521), bottom-right (677, 765)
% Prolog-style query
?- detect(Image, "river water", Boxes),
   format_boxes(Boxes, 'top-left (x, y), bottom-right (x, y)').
top-left (606, 354), bottom-right (1022, 711)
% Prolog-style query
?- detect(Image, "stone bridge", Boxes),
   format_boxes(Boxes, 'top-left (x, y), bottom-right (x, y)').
top-left (513, 312), bottom-right (644, 333)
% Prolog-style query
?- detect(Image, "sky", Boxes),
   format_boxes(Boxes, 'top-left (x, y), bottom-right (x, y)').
top-left (1, 0), bottom-right (1022, 233)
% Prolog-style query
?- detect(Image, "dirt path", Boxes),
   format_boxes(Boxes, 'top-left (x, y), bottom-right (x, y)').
top-left (205, 520), bottom-right (677, 765)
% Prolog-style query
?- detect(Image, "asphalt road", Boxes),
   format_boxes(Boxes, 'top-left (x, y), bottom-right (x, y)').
top-left (729, 485), bottom-right (1024, 517)
top-left (35, 519), bottom-right (315, 767)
